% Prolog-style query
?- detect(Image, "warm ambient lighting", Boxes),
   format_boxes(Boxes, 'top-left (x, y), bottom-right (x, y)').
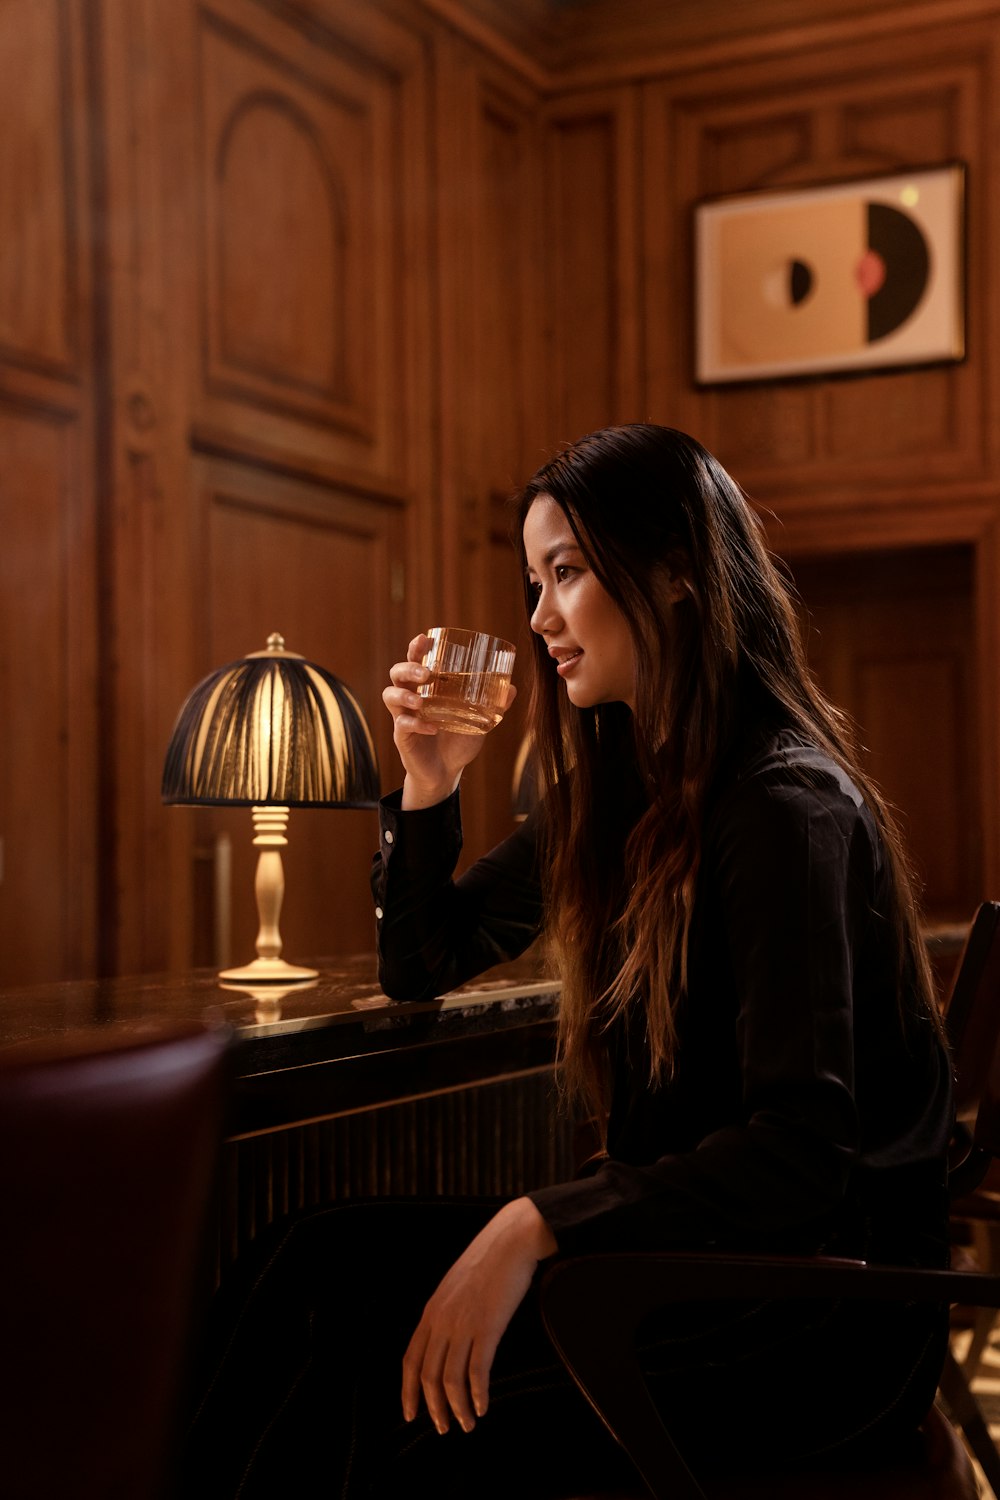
top-left (162, 633), bottom-right (380, 984)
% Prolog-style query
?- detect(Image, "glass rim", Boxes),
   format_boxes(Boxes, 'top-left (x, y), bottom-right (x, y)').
top-left (425, 625), bottom-right (517, 655)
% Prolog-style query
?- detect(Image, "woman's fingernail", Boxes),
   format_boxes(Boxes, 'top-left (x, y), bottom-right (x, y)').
top-left (460, 1417), bottom-right (475, 1433)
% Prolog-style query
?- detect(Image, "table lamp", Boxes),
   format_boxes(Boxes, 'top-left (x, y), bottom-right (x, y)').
top-left (162, 632), bottom-right (380, 983)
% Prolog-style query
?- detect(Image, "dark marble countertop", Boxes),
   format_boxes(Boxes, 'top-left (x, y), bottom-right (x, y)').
top-left (0, 952), bottom-right (563, 1137)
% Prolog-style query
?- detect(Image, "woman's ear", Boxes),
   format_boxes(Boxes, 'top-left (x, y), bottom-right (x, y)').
top-left (653, 551), bottom-right (692, 608)
top-left (654, 566), bottom-right (690, 607)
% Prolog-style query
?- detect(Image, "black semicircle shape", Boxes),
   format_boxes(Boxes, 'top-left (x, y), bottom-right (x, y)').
top-left (789, 260), bottom-right (813, 305)
top-left (867, 202), bottom-right (931, 342)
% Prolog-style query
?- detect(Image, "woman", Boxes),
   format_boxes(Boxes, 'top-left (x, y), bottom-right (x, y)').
top-left (181, 424), bottom-right (953, 1498)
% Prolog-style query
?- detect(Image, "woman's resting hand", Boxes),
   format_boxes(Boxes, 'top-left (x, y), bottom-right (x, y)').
top-left (382, 633), bottom-right (516, 810)
top-left (401, 1196), bottom-right (557, 1433)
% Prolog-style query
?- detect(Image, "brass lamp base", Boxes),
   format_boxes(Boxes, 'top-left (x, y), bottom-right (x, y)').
top-left (218, 955), bottom-right (318, 984)
top-left (218, 805), bottom-right (317, 986)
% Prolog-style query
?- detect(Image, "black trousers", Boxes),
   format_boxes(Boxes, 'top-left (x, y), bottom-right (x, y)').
top-left (175, 1197), bottom-right (949, 1499)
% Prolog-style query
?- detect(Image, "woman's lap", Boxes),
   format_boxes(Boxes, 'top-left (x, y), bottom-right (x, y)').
top-left (175, 1197), bottom-right (948, 1498)
top-left (177, 1197), bottom-right (629, 1498)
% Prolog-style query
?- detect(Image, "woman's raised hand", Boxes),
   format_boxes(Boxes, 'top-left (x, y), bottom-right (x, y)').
top-left (383, 633), bottom-right (516, 810)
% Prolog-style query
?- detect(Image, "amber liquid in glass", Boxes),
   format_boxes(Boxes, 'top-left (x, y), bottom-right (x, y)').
top-left (419, 669), bottom-right (507, 735)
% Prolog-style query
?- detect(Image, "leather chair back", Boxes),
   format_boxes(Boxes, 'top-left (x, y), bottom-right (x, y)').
top-left (0, 1021), bottom-right (232, 1500)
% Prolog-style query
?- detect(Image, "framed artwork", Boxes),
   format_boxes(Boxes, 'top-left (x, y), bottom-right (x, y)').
top-left (693, 163), bottom-right (966, 384)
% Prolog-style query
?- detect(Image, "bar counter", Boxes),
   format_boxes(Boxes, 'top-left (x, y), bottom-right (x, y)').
top-left (0, 952), bottom-right (570, 1264)
top-left (0, 951), bottom-right (562, 1141)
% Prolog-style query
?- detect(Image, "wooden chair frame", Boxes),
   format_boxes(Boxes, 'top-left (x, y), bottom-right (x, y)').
top-left (541, 1249), bottom-right (996, 1499)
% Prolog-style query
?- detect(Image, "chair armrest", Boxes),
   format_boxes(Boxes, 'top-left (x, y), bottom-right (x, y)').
top-left (538, 1250), bottom-right (1000, 1500)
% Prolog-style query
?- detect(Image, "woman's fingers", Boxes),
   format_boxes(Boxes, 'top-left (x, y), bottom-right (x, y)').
top-left (385, 660), bottom-right (429, 703)
top-left (401, 1318), bottom-right (430, 1425)
top-left (467, 1340), bottom-right (494, 1420)
top-left (382, 680), bottom-right (437, 735)
top-left (406, 632), bottom-right (433, 663)
top-left (442, 1333), bottom-right (483, 1432)
top-left (388, 658), bottom-right (430, 691)
top-left (402, 1322), bottom-right (478, 1435)
top-left (383, 656), bottom-right (436, 736)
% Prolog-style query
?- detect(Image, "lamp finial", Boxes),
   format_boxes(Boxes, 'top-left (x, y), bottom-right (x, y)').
top-left (247, 634), bottom-right (303, 661)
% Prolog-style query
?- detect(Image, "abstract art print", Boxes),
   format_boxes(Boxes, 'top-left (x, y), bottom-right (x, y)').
top-left (694, 163), bottom-right (965, 384)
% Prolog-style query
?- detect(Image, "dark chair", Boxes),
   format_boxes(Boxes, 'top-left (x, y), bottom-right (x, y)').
top-left (943, 901), bottom-right (1000, 1127)
top-left (542, 1253), bottom-right (981, 1499)
top-left (0, 1019), bottom-right (232, 1500)
top-left (538, 910), bottom-right (1000, 1500)
top-left (944, 902), bottom-right (1000, 1380)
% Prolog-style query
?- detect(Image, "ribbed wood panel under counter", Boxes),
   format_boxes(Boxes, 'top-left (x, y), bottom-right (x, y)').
top-left (216, 1071), bottom-right (576, 1274)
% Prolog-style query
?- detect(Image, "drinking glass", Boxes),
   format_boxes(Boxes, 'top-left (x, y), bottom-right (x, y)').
top-left (418, 626), bottom-right (516, 735)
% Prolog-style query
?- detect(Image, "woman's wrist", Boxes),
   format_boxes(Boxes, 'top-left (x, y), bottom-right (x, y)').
top-left (401, 772), bottom-right (462, 811)
top-left (502, 1196), bottom-right (558, 1261)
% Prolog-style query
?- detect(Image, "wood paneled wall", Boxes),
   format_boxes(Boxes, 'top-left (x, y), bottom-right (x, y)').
top-left (0, 0), bottom-right (99, 984)
top-left (635, 11), bottom-right (1000, 923)
top-left (3, 0), bottom-right (998, 984)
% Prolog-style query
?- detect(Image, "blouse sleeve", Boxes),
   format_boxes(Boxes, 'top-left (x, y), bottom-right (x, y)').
top-left (529, 760), bottom-right (948, 1255)
top-left (371, 788), bottom-right (545, 1001)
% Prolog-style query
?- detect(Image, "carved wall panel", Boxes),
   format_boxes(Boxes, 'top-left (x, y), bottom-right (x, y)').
top-left (541, 90), bottom-right (641, 443)
top-left (0, 406), bottom-right (97, 983)
top-left (476, 91), bottom-right (540, 506)
top-left (200, 11), bottom-right (369, 430)
top-left (0, 0), bottom-right (78, 377)
top-left (195, 0), bottom-right (424, 483)
top-left (790, 546), bottom-right (980, 924)
top-left (432, 39), bottom-right (543, 607)
top-left (0, 0), bottom-right (98, 987)
top-left (191, 455), bottom-right (404, 967)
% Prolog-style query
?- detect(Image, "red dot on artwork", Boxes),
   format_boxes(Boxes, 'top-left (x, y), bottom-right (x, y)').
top-left (855, 249), bottom-right (887, 298)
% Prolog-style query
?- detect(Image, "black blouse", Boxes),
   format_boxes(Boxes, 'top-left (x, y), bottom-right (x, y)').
top-left (370, 730), bottom-right (953, 1268)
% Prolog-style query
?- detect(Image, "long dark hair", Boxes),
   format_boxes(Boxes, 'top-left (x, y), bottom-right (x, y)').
top-left (516, 423), bottom-right (941, 1111)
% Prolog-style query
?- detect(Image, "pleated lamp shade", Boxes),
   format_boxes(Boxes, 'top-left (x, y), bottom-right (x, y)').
top-left (162, 633), bottom-right (380, 809)
top-left (162, 633), bottom-right (380, 983)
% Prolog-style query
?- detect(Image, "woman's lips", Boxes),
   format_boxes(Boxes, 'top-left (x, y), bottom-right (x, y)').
top-left (554, 648), bottom-right (583, 677)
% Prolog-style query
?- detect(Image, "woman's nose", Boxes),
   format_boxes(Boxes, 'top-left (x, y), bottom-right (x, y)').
top-left (530, 589), bottom-right (557, 636)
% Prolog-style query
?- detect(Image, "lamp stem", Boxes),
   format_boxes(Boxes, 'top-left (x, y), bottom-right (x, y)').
top-left (252, 807), bottom-right (288, 961)
top-left (218, 807), bottom-right (318, 983)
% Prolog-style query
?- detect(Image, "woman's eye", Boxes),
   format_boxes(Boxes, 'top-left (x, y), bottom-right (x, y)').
top-left (554, 565), bottom-right (574, 582)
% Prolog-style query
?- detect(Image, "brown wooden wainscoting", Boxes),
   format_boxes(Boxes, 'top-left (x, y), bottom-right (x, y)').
top-left (214, 1069), bottom-right (576, 1278)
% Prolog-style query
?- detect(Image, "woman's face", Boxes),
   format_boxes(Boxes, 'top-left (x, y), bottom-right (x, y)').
top-left (523, 494), bottom-right (637, 711)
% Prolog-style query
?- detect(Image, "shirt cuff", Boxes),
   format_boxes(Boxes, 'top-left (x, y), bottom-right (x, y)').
top-left (377, 786), bottom-right (463, 879)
